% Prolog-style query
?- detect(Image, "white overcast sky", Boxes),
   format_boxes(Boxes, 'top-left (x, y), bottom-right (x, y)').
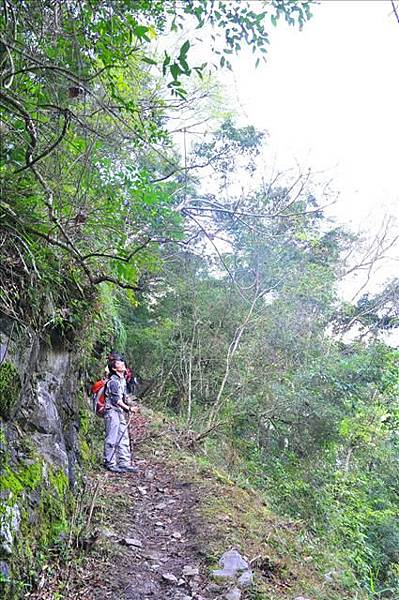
top-left (216, 0), bottom-right (399, 296)
top-left (169, 0), bottom-right (398, 297)
top-left (226, 0), bottom-right (399, 224)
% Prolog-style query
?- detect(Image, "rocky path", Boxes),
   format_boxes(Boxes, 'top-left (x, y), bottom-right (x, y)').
top-left (29, 410), bottom-right (319, 600)
top-left (76, 457), bottom-right (217, 600)
top-left (27, 407), bottom-right (251, 600)
top-left (27, 418), bottom-right (326, 600)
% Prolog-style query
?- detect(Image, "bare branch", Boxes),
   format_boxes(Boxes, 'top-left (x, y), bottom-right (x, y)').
top-left (206, 281), bottom-right (262, 429)
top-left (91, 274), bottom-right (141, 291)
top-left (391, 0), bottom-right (399, 24)
top-left (14, 109), bottom-right (71, 173)
top-left (82, 237), bottom-right (152, 262)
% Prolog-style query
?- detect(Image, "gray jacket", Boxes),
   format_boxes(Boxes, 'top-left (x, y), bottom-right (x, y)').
top-left (105, 374), bottom-right (127, 411)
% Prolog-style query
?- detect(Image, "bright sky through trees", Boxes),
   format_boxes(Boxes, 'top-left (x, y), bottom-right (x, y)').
top-left (224, 0), bottom-right (399, 284)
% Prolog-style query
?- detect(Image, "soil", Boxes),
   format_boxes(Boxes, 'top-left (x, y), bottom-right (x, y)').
top-left (69, 456), bottom-right (217, 600)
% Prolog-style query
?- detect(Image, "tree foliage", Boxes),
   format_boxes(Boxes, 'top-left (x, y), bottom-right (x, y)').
top-left (0, 0), bottom-right (312, 332)
top-left (122, 122), bottom-right (399, 596)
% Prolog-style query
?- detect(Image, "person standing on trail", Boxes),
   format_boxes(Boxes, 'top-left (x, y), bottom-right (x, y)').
top-left (107, 351), bottom-right (136, 393)
top-left (104, 358), bottom-right (138, 473)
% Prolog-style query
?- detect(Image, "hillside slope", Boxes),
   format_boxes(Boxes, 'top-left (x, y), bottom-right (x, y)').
top-left (27, 408), bottom-right (367, 600)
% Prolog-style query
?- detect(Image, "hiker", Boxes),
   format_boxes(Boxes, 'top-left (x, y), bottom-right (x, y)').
top-left (104, 357), bottom-right (138, 473)
top-left (107, 351), bottom-right (135, 393)
top-left (125, 367), bottom-right (140, 396)
top-left (125, 366), bottom-right (133, 394)
top-left (107, 350), bottom-right (124, 372)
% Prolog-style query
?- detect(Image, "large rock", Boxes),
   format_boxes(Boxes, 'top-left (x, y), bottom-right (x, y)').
top-left (237, 570), bottom-right (253, 588)
top-left (211, 549), bottom-right (254, 597)
top-left (212, 549), bottom-right (249, 579)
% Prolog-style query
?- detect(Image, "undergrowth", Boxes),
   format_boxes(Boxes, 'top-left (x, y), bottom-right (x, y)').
top-left (137, 408), bottom-right (370, 600)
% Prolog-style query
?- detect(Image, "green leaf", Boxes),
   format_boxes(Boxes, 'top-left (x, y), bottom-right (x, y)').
top-left (193, 66), bottom-right (204, 80)
top-left (134, 25), bottom-right (151, 42)
top-left (179, 40), bottom-right (190, 59)
top-left (170, 63), bottom-right (182, 81)
top-left (142, 56), bottom-right (158, 66)
top-left (162, 53), bottom-right (171, 76)
top-left (179, 58), bottom-right (190, 74)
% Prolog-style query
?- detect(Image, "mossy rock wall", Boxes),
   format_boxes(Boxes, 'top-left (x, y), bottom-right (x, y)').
top-left (0, 318), bottom-right (96, 597)
top-left (0, 362), bottom-right (21, 419)
top-left (0, 446), bottom-right (72, 598)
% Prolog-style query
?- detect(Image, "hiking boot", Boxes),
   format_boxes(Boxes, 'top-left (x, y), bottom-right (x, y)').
top-left (106, 465), bottom-right (124, 473)
top-left (120, 465), bottom-right (139, 473)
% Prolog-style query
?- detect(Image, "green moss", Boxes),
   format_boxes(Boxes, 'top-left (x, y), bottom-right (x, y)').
top-left (0, 461), bottom-right (43, 499)
top-left (78, 407), bottom-right (101, 468)
top-left (79, 407), bottom-right (91, 435)
top-left (0, 362), bottom-right (21, 419)
top-left (48, 468), bottom-right (69, 498)
top-left (0, 457), bottom-right (73, 599)
top-left (79, 438), bottom-right (91, 465)
top-left (39, 469), bottom-right (70, 543)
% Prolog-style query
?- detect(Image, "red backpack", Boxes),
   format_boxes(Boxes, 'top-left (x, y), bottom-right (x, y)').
top-left (91, 379), bottom-right (107, 417)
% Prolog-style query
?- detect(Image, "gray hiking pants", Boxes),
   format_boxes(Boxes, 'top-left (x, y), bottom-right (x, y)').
top-left (104, 408), bottom-right (131, 468)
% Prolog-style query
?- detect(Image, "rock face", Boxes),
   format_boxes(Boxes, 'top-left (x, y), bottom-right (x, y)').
top-left (0, 317), bottom-right (89, 596)
top-left (211, 549), bottom-right (254, 599)
top-left (0, 319), bottom-right (82, 482)
top-left (23, 346), bottom-right (75, 477)
top-left (0, 504), bottom-right (20, 555)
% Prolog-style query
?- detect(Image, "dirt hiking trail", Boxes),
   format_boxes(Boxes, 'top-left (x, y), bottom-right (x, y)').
top-left (71, 456), bottom-right (214, 600)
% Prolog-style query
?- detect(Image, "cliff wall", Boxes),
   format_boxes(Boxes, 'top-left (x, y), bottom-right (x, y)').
top-left (0, 317), bottom-right (90, 597)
